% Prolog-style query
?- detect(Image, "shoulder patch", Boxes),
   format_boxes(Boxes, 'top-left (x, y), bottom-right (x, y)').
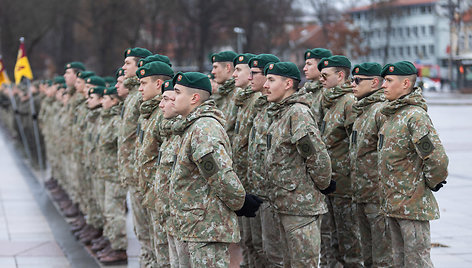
top-left (297, 134), bottom-right (316, 158)
top-left (416, 134), bottom-right (435, 158)
top-left (198, 153), bottom-right (219, 178)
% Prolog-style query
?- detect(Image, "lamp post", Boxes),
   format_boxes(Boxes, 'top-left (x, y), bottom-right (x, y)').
top-left (234, 27), bottom-right (246, 53)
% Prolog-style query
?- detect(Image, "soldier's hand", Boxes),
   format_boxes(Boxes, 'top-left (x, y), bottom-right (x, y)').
top-left (320, 180), bottom-right (336, 195)
top-left (431, 181), bottom-right (447, 192)
top-left (235, 194), bottom-right (263, 217)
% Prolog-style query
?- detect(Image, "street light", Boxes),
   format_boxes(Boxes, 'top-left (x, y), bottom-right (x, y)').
top-left (234, 27), bottom-right (246, 53)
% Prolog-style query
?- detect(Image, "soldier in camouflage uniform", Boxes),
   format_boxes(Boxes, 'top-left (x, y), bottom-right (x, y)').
top-left (68, 70), bottom-right (95, 231)
top-left (231, 53), bottom-right (265, 268)
top-left (95, 86), bottom-right (128, 265)
top-left (349, 63), bottom-right (393, 267)
top-left (117, 47), bottom-right (154, 267)
top-left (169, 72), bottom-right (261, 267)
top-left (379, 61), bottom-right (448, 267)
top-left (263, 62), bottom-right (332, 267)
top-left (152, 81), bottom-right (186, 268)
top-left (76, 76), bottom-right (109, 245)
top-left (61, 62), bottom-right (86, 218)
top-left (210, 51), bottom-right (239, 141)
top-left (135, 60), bottom-right (174, 267)
top-left (301, 48), bottom-right (332, 127)
top-left (318, 55), bottom-right (363, 267)
top-left (246, 54), bottom-right (288, 267)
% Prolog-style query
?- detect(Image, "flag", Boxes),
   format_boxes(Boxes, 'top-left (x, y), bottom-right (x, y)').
top-left (14, 37), bottom-right (33, 84)
top-left (0, 56), bottom-right (11, 87)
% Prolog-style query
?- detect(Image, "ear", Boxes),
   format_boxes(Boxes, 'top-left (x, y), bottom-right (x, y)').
top-left (190, 92), bottom-right (201, 105)
top-left (285, 78), bottom-right (293, 90)
top-left (225, 63), bottom-right (232, 73)
top-left (337, 71), bottom-right (345, 82)
top-left (402, 78), bottom-right (411, 90)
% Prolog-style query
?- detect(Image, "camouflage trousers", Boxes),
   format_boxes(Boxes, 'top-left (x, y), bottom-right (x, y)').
top-left (129, 186), bottom-right (155, 267)
top-left (320, 195), bottom-right (341, 268)
top-left (260, 202), bottom-right (287, 268)
top-left (89, 177), bottom-right (106, 228)
top-left (355, 202), bottom-right (392, 267)
top-left (103, 181), bottom-right (127, 250)
top-left (84, 172), bottom-right (104, 228)
top-left (187, 242), bottom-right (230, 268)
top-left (387, 217), bottom-right (433, 268)
top-left (322, 196), bottom-right (363, 268)
top-left (238, 217), bottom-right (250, 267)
top-left (168, 234), bottom-right (190, 268)
top-left (241, 209), bottom-right (267, 268)
top-left (149, 210), bottom-right (170, 267)
top-left (277, 213), bottom-right (322, 268)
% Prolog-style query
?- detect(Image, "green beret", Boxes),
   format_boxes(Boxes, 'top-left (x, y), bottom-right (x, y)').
top-left (317, 55), bottom-right (351, 71)
top-left (138, 54), bottom-right (172, 67)
top-left (86, 76), bottom-right (106, 87)
top-left (352, 62), bottom-right (382, 76)
top-left (88, 86), bottom-right (105, 97)
top-left (103, 86), bottom-right (118, 96)
top-left (161, 79), bottom-right (174, 94)
top-left (381, 61), bottom-right (417, 77)
top-left (233, 53), bottom-right (256, 66)
top-left (46, 80), bottom-right (53, 86)
top-left (116, 68), bottom-right (125, 78)
top-left (58, 83), bottom-right (67, 90)
top-left (207, 73), bottom-right (215, 80)
top-left (210, 51), bottom-right (238, 63)
top-left (64, 62), bottom-right (86, 71)
top-left (136, 61), bottom-right (174, 79)
top-left (123, 47), bottom-right (152, 59)
top-left (173, 72), bottom-right (211, 94)
top-left (53, 76), bottom-right (65, 85)
top-left (77, 71), bottom-right (95, 80)
top-left (103, 76), bottom-right (116, 85)
top-left (264, 62), bottom-right (301, 81)
top-left (248, 54), bottom-right (280, 69)
top-left (304, 48), bottom-right (332, 60)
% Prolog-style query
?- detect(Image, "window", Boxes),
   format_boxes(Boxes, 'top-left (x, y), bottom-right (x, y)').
top-left (398, 27), bottom-right (403, 37)
top-left (429, 45), bottom-right (435, 55)
top-left (429, 25), bottom-right (435, 35)
top-left (422, 45), bottom-right (427, 57)
top-left (469, 34), bottom-right (472, 49)
top-left (392, 28), bottom-right (396, 37)
top-left (407, 46), bottom-right (411, 56)
top-left (421, 26), bottom-right (426, 35)
top-left (406, 27), bottom-right (411, 37)
top-left (392, 47), bottom-right (396, 57)
top-left (413, 26), bottom-right (418, 37)
top-left (414, 46), bottom-right (419, 56)
top-left (399, 47), bottom-right (404, 56)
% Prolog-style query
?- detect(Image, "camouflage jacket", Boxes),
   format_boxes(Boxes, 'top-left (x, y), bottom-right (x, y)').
top-left (350, 89), bottom-right (386, 204)
top-left (321, 83), bottom-right (357, 198)
top-left (135, 95), bottom-right (164, 204)
top-left (64, 90), bottom-right (83, 155)
top-left (246, 95), bottom-right (271, 199)
top-left (378, 88), bottom-right (448, 221)
top-left (169, 99), bottom-right (246, 243)
top-left (72, 100), bottom-right (89, 164)
top-left (211, 77), bottom-right (240, 142)
top-left (152, 117), bottom-right (181, 236)
top-left (300, 80), bottom-right (324, 127)
top-left (82, 107), bottom-right (102, 175)
top-left (38, 96), bottom-right (54, 132)
top-left (117, 76), bottom-right (141, 186)
top-left (232, 86), bottom-right (261, 191)
top-left (265, 91), bottom-right (331, 216)
top-left (97, 104), bottom-right (121, 182)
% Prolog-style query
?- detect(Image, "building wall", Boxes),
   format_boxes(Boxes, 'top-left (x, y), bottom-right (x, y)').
top-left (349, 2), bottom-right (450, 77)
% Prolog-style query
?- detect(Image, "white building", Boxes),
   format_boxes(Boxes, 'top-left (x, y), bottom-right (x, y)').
top-left (347, 0), bottom-right (450, 78)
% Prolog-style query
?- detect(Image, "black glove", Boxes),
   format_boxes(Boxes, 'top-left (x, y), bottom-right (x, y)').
top-left (320, 180), bottom-right (336, 195)
top-left (235, 194), bottom-right (263, 217)
top-left (431, 181), bottom-right (447, 192)
top-left (31, 113), bottom-right (38, 120)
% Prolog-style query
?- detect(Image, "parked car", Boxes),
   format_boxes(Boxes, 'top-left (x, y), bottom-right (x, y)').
top-left (416, 77), bottom-right (441, 92)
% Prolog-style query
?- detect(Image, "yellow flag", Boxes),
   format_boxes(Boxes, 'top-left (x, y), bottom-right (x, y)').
top-left (14, 37), bottom-right (33, 84)
top-left (0, 56), bottom-right (12, 87)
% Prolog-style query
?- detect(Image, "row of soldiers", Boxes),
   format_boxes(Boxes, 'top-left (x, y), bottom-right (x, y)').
top-left (0, 46), bottom-right (448, 268)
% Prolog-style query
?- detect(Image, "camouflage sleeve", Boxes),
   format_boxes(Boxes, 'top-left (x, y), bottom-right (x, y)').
top-left (291, 107), bottom-right (332, 190)
top-left (408, 112), bottom-right (449, 189)
top-left (343, 95), bottom-right (357, 136)
top-left (191, 120), bottom-right (246, 211)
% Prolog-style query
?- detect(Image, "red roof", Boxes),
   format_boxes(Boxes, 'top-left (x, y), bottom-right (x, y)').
top-left (348, 0), bottom-right (438, 13)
